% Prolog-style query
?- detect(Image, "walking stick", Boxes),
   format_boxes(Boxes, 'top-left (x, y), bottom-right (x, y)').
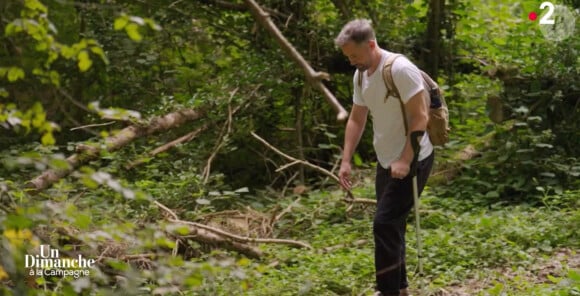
top-left (410, 130), bottom-right (425, 293)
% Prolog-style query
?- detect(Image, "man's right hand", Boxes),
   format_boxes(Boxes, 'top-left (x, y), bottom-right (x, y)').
top-left (338, 161), bottom-right (352, 191)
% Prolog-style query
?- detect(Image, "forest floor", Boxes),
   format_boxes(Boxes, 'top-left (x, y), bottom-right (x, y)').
top-left (233, 175), bottom-right (580, 296)
top-left (437, 248), bottom-right (580, 296)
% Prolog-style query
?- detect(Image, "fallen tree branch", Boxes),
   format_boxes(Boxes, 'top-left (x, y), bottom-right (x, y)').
top-left (281, 171), bottom-right (299, 197)
top-left (27, 108), bottom-right (204, 192)
top-left (127, 89), bottom-right (255, 171)
top-left (251, 131), bottom-right (376, 205)
top-left (153, 199), bottom-right (311, 255)
top-left (251, 131), bottom-right (337, 181)
top-left (171, 218), bottom-right (312, 250)
top-left (243, 0), bottom-right (348, 121)
top-left (70, 121), bottom-right (116, 131)
top-left (126, 124), bottom-right (210, 170)
top-left (153, 200), bottom-right (179, 220)
top-left (344, 196), bottom-right (377, 205)
top-left (181, 231), bottom-right (263, 259)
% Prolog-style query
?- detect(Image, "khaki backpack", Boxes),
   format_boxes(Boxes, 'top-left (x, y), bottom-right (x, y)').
top-left (359, 54), bottom-right (450, 146)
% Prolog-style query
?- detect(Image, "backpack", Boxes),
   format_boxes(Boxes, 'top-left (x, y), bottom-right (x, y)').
top-left (358, 54), bottom-right (450, 146)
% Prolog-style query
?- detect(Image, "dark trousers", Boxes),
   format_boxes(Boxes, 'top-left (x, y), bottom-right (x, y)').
top-left (374, 152), bottom-right (434, 295)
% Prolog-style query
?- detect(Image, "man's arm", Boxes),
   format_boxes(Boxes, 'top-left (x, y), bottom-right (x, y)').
top-left (339, 104), bottom-right (368, 190)
top-left (390, 89), bottom-right (429, 179)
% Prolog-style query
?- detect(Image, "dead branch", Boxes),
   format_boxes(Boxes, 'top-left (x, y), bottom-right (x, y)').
top-left (281, 171), bottom-right (299, 197)
top-left (251, 131), bottom-right (337, 181)
top-left (171, 219), bottom-right (312, 250)
top-left (153, 199), bottom-right (311, 255)
top-left (276, 160), bottom-right (301, 172)
top-left (70, 121), bottom-right (116, 131)
top-left (181, 231), bottom-right (263, 259)
top-left (344, 195), bottom-right (377, 205)
top-left (202, 88), bottom-right (238, 183)
top-left (153, 200), bottom-right (179, 220)
top-left (251, 131), bottom-right (376, 205)
top-left (27, 108), bottom-right (204, 192)
top-left (59, 104), bottom-right (100, 137)
top-left (127, 89), bottom-right (252, 171)
top-left (243, 0), bottom-right (348, 121)
top-left (125, 123), bottom-right (210, 169)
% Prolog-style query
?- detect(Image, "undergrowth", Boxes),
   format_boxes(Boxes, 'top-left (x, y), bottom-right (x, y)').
top-left (193, 186), bottom-right (580, 296)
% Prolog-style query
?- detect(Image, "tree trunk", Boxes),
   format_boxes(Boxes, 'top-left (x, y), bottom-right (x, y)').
top-left (423, 0), bottom-right (444, 79)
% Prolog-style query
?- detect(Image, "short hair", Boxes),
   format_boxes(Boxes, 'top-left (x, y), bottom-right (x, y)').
top-left (334, 19), bottom-right (375, 47)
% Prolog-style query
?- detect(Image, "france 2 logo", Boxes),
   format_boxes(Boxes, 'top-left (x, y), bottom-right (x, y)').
top-left (531, 1), bottom-right (577, 42)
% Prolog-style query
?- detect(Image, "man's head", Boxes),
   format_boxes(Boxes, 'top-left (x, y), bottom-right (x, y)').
top-left (334, 19), bottom-right (377, 72)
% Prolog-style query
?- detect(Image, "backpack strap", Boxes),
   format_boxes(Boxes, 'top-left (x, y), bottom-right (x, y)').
top-left (382, 54), bottom-right (409, 137)
top-left (383, 54), bottom-right (403, 99)
top-left (421, 71), bottom-right (436, 89)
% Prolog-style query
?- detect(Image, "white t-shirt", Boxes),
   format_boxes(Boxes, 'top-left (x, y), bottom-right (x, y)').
top-left (353, 49), bottom-right (433, 169)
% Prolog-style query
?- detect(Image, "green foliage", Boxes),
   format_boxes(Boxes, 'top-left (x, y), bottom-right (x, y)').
top-left (0, 0), bottom-right (578, 294)
top-left (0, 102), bottom-right (56, 145)
top-left (0, 171), bottom-right (260, 295)
top-left (439, 0), bottom-right (579, 202)
top-left (180, 188), bottom-right (580, 295)
top-left (113, 13), bottom-right (161, 42)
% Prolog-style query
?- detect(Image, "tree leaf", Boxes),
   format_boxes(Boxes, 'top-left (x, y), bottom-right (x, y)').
top-left (77, 51), bottom-right (92, 72)
top-left (90, 46), bottom-right (109, 64)
top-left (485, 191), bottom-right (500, 198)
top-left (41, 132), bottom-right (55, 146)
top-left (25, 0), bottom-right (48, 13)
top-left (7, 67), bottom-right (25, 82)
top-left (492, 37), bottom-right (506, 45)
top-left (114, 16), bottom-right (129, 30)
top-left (125, 23), bottom-right (142, 42)
top-left (353, 153), bottom-right (363, 166)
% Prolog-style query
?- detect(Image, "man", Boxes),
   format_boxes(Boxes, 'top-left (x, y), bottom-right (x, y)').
top-left (335, 19), bottom-right (434, 296)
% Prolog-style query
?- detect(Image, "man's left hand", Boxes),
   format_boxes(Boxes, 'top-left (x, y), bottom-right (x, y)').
top-left (390, 159), bottom-right (410, 179)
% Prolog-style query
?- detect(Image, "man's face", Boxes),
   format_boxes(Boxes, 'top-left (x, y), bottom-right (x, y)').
top-left (341, 40), bottom-right (374, 71)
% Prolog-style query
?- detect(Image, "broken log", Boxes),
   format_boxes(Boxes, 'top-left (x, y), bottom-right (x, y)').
top-left (27, 108), bottom-right (203, 192)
